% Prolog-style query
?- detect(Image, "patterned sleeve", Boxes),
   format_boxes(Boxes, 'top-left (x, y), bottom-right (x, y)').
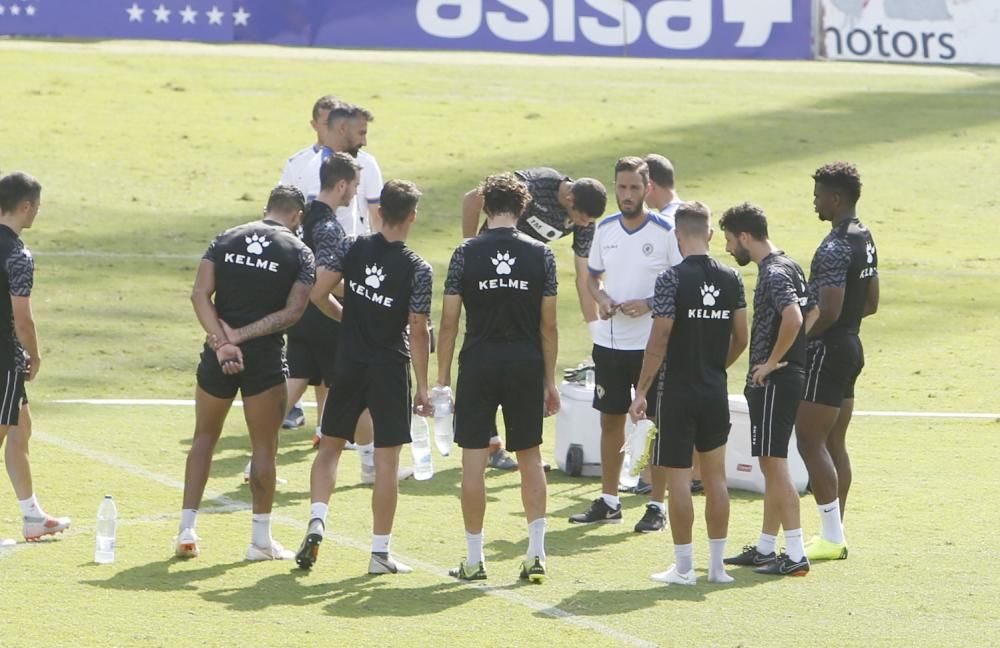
top-left (542, 246), bottom-right (558, 297)
top-left (652, 268), bottom-right (678, 319)
top-left (295, 245), bottom-right (316, 285)
top-left (573, 221), bottom-right (595, 258)
top-left (734, 270), bottom-right (747, 309)
top-left (443, 245), bottom-right (465, 296)
top-left (767, 266), bottom-right (800, 313)
top-left (323, 236), bottom-right (354, 273)
top-left (812, 238), bottom-right (852, 289)
top-left (202, 237), bottom-right (219, 263)
top-left (409, 260), bottom-right (433, 315)
top-left (6, 248), bottom-right (34, 297)
top-left (313, 219), bottom-right (346, 269)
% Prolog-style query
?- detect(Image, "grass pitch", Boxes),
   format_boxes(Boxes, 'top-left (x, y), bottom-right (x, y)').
top-left (0, 41), bottom-right (998, 647)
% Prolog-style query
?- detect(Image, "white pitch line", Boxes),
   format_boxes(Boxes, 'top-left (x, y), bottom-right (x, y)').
top-left (30, 429), bottom-right (657, 648)
top-left (51, 399), bottom-right (1000, 419)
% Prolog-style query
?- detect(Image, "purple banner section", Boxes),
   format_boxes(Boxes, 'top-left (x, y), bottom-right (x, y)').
top-left (1, 1), bottom-right (814, 60)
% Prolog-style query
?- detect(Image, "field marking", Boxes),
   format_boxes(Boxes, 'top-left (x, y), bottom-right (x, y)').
top-left (51, 398), bottom-right (1000, 420)
top-left (26, 429), bottom-right (657, 648)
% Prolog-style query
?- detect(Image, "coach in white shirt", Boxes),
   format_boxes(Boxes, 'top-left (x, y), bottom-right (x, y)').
top-left (568, 156), bottom-right (683, 530)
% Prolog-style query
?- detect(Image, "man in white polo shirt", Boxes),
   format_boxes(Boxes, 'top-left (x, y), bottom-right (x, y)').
top-left (569, 157), bottom-right (683, 531)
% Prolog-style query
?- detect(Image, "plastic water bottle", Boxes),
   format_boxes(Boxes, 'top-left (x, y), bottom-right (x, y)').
top-left (430, 386), bottom-right (453, 456)
top-left (94, 495), bottom-right (117, 564)
top-left (584, 369), bottom-right (596, 391)
top-left (410, 416), bottom-right (434, 481)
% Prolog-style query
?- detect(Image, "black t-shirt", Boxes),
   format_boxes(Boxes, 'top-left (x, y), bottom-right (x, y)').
top-left (202, 219), bottom-right (315, 349)
top-left (808, 217), bottom-right (878, 339)
top-left (506, 167), bottom-right (595, 258)
top-left (325, 233), bottom-right (432, 365)
top-left (748, 251), bottom-right (811, 385)
top-left (288, 200), bottom-right (346, 339)
top-left (445, 227), bottom-right (557, 356)
top-left (0, 225), bottom-right (33, 372)
top-left (652, 254), bottom-right (747, 387)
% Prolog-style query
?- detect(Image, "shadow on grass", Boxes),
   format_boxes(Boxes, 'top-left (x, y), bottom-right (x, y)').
top-left (81, 557), bottom-right (250, 592)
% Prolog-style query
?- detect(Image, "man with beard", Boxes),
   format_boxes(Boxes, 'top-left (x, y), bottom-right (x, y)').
top-left (568, 157), bottom-right (682, 530)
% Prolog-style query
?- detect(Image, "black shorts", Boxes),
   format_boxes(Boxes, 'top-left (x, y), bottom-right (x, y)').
top-left (455, 343), bottom-right (543, 452)
top-left (592, 344), bottom-right (660, 417)
top-left (746, 368), bottom-right (804, 458)
top-left (802, 336), bottom-right (864, 408)
top-left (0, 369), bottom-right (28, 426)
top-left (653, 382), bottom-right (730, 469)
top-left (286, 321), bottom-right (340, 387)
top-left (322, 360), bottom-right (411, 448)
top-left (196, 340), bottom-right (287, 400)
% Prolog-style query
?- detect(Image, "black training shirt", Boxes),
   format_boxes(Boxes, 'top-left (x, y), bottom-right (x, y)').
top-left (808, 217), bottom-right (878, 338)
top-left (748, 251), bottom-right (811, 385)
top-left (0, 225), bottom-right (33, 372)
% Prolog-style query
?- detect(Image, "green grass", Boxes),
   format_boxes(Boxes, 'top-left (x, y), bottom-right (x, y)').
top-left (1, 40), bottom-right (999, 647)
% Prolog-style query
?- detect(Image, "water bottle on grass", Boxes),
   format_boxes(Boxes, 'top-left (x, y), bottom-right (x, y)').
top-left (410, 416), bottom-right (434, 480)
top-left (430, 386), bottom-right (453, 456)
top-left (95, 495), bottom-right (117, 564)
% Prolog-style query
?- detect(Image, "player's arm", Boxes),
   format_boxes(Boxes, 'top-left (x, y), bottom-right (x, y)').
top-left (574, 255), bottom-right (599, 323)
top-left (11, 296), bottom-right (40, 381)
top-left (587, 272), bottom-right (618, 320)
top-left (409, 311), bottom-right (432, 416)
top-left (541, 294), bottom-right (560, 416)
top-left (726, 307), bottom-right (749, 368)
top-left (368, 203), bottom-right (382, 233)
top-left (863, 275), bottom-right (879, 318)
top-left (436, 295), bottom-right (462, 387)
top-left (461, 188), bottom-right (484, 239)
top-left (751, 303), bottom-right (802, 385)
top-left (190, 259), bottom-right (228, 346)
top-left (311, 268), bottom-right (344, 321)
top-left (807, 286), bottom-right (845, 338)
top-left (227, 282), bottom-right (311, 345)
top-left (629, 316), bottom-right (672, 422)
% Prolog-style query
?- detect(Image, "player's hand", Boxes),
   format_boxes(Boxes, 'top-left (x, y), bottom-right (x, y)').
top-left (598, 294), bottom-right (619, 320)
top-left (628, 395), bottom-right (647, 424)
top-left (751, 361), bottom-right (787, 385)
top-left (413, 388), bottom-right (432, 417)
top-left (216, 343), bottom-right (244, 375)
top-left (26, 354), bottom-right (41, 381)
top-left (620, 299), bottom-right (651, 318)
top-left (543, 382), bottom-right (560, 417)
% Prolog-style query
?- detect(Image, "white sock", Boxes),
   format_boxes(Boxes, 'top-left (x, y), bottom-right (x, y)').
top-left (785, 528), bottom-right (806, 562)
top-left (649, 501), bottom-right (665, 513)
top-left (18, 494), bottom-right (44, 518)
top-left (708, 538), bottom-right (733, 583)
top-left (817, 500), bottom-right (845, 544)
top-left (489, 436), bottom-right (502, 447)
top-left (465, 530), bottom-right (484, 566)
top-left (359, 443), bottom-right (375, 469)
top-left (757, 532), bottom-right (778, 556)
top-left (179, 508), bottom-right (198, 532)
top-left (601, 493), bottom-right (621, 509)
top-left (309, 502), bottom-right (329, 528)
top-left (372, 533), bottom-right (391, 554)
top-left (251, 513), bottom-right (272, 548)
top-left (526, 517), bottom-right (547, 560)
top-left (674, 543), bottom-right (694, 574)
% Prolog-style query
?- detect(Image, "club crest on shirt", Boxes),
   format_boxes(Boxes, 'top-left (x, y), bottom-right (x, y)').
top-left (642, 243), bottom-right (654, 256)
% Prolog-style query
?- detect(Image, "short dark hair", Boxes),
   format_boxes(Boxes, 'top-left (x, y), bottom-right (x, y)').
top-left (326, 101), bottom-right (357, 128)
top-left (481, 173), bottom-right (532, 218)
top-left (675, 200), bottom-right (712, 237)
top-left (615, 156), bottom-right (650, 186)
top-left (569, 178), bottom-right (607, 219)
top-left (353, 105), bottom-right (375, 122)
top-left (813, 162), bottom-right (862, 205)
top-left (266, 184), bottom-right (306, 215)
top-left (380, 180), bottom-right (421, 226)
top-left (719, 202), bottom-right (768, 241)
top-left (0, 171), bottom-right (42, 214)
top-left (320, 152), bottom-right (361, 191)
top-left (644, 154), bottom-right (675, 189)
top-left (312, 95), bottom-right (340, 121)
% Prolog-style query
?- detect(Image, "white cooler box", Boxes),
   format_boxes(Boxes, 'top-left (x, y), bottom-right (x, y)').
top-left (554, 384), bottom-right (810, 494)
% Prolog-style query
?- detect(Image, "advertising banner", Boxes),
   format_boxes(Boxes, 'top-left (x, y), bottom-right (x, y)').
top-left (821, 0), bottom-right (1000, 65)
top-left (1, 1), bottom-right (815, 60)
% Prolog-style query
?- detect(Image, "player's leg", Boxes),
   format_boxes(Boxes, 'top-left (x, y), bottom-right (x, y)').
top-left (650, 395), bottom-right (698, 585)
top-left (456, 447), bottom-right (490, 578)
top-left (635, 359), bottom-right (666, 533)
top-left (5, 402), bottom-right (71, 541)
top-left (242, 382), bottom-right (292, 559)
top-left (515, 445), bottom-right (547, 582)
top-left (826, 397), bottom-right (854, 517)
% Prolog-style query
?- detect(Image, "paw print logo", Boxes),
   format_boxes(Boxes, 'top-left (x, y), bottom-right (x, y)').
top-left (245, 234), bottom-right (271, 256)
top-left (700, 283), bottom-right (720, 307)
top-left (365, 264), bottom-right (386, 289)
top-left (866, 241), bottom-right (876, 264)
top-left (491, 251), bottom-right (517, 276)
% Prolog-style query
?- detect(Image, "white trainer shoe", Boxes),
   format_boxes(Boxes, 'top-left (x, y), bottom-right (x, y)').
top-left (1, 538), bottom-right (16, 547)
top-left (23, 515), bottom-right (71, 542)
top-left (368, 552), bottom-right (413, 574)
top-left (360, 465), bottom-right (416, 485)
top-left (651, 564), bottom-right (698, 585)
top-left (175, 528), bottom-right (201, 559)
top-left (245, 540), bottom-right (295, 561)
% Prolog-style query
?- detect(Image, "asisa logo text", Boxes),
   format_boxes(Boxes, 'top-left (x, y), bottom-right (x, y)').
top-left (416, 0), bottom-right (794, 50)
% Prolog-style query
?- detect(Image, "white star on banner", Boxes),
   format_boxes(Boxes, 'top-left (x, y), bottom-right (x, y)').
top-left (153, 4), bottom-right (170, 23)
top-left (0, 6), bottom-right (6, 16)
top-left (206, 5), bottom-right (223, 25)
top-left (26, 4), bottom-right (36, 16)
top-left (10, 3), bottom-right (20, 15)
top-left (180, 5), bottom-right (197, 24)
top-left (232, 6), bottom-right (250, 26)
top-left (126, 3), bottom-right (144, 22)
